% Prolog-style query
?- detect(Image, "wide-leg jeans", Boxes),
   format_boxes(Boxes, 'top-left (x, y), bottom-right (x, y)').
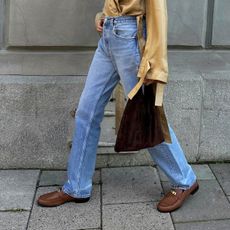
top-left (62, 15), bottom-right (197, 198)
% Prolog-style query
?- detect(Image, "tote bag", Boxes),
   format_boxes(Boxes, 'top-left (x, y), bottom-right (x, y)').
top-left (114, 83), bottom-right (171, 152)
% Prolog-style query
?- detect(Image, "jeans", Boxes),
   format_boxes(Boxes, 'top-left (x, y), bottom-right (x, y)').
top-left (62, 15), bottom-right (197, 198)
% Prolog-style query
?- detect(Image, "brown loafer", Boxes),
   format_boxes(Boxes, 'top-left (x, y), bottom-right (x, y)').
top-left (157, 180), bottom-right (199, 212)
top-left (37, 187), bottom-right (90, 207)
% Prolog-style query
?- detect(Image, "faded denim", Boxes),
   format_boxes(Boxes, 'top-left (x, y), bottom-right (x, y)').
top-left (62, 15), bottom-right (197, 198)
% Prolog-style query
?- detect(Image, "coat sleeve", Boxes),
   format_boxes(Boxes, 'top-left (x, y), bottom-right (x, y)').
top-left (95, 11), bottom-right (105, 24)
top-left (138, 0), bottom-right (169, 106)
top-left (95, 11), bottom-right (106, 37)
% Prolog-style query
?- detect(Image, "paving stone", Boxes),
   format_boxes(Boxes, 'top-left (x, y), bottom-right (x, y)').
top-left (0, 170), bottom-right (39, 210)
top-left (175, 219), bottom-right (230, 230)
top-left (39, 169), bottom-right (100, 186)
top-left (209, 163), bottom-right (230, 195)
top-left (190, 164), bottom-right (216, 180)
top-left (102, 166), bottom-right (162, 204)
top-left (162, 180), bottom-right (230, 222)
top-left (103, 202), bottom-right (174, 230)
top-left (0, 211), bottom-right (30, 230)
top-left (157, 164), bottom-right (215, 182)
top-left (28, 186), bottom-right (101, 230)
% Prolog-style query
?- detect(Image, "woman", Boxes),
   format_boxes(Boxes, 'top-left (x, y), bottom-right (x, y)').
top-left (37, 0), bottom-right (199, 213)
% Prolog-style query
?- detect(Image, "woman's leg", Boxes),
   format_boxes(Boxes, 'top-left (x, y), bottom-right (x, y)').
top-left (147, 125), bottom-right (197, 189)
top-left (110, 16), bottom-right (197, 190)
top-left (62, 37), bottom-right (120, 198)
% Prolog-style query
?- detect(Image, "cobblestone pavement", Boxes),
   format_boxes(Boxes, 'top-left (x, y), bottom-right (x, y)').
top-left (0, 163), bottom-right (230, 230)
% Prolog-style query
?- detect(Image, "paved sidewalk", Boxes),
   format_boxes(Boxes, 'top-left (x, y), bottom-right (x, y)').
top-left (0, 163), bottom-right (230, 230)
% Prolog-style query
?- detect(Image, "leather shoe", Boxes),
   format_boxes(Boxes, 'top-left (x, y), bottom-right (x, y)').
top-left (37, 187), bottom-right (90, 207)
top-left (157, 180), bottom-right (199, 212)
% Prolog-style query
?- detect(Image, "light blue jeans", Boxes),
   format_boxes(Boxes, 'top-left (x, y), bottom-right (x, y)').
top-left (62, 15), bottom-right (197, 198)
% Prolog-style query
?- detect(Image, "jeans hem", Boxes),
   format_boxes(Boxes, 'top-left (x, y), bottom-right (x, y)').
top-left (170, 177), bottom-right (197, 190)
top-left (62, 185), bottom-right (91, 198)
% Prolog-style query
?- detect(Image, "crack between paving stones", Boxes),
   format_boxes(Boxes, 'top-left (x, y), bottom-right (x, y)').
top-left (175, 217), bottom-right (230, 224)
top-left (103, 200), bottom-right (160, 206)
top-left (100, 169), bottom-right (103, 230)
top-left (208, 164), bottom-right (230, 202)
top-left (25, 170), bottom-right (42, 230)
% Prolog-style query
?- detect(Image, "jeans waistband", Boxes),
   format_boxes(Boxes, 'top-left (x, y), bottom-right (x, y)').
top-left (104, 15), bottom-right (146, 24)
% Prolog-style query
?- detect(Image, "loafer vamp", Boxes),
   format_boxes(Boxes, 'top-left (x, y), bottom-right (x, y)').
top-left (157, 180), bottom-right (199, 212)
top-left (37, 189), bottom-right (77, 206)
top-left (158, 190), bottom-right (182, 207)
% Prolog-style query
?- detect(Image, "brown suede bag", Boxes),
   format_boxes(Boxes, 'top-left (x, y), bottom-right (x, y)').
top-left (114, 83), bottom-right (171, 152)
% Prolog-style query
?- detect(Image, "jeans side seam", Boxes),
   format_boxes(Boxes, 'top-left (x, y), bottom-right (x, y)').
top-left (76, 68), bottom-right (117, 194)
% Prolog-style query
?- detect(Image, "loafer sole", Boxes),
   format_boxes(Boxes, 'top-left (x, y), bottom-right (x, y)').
top-left (37, 197), bottom-right (90, 207)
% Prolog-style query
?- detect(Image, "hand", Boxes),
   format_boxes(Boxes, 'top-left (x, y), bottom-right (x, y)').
top-left (95, 18), bottom-right (104, 33)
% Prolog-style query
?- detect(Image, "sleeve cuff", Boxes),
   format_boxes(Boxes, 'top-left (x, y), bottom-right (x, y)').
top-left (155, 82), bottom-right (165, 106)
top-left (137, 59), bottom-right (168, 84)
top-left (136, 58), bottom-right (167, 106)
top-left (95, 12), bottom-right (105, 23)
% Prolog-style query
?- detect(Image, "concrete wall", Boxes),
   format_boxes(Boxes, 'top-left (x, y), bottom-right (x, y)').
top-left (7, 0), bottom-right (104, 47)
top-left (167, 0), bottom-right (208, 47)
top-left (1, 0), bottom-right (230, 49)
top-left (0, 0), bottom-right (230, 168)
top-left (212, 0), bottom-right (230, 46)
top-left (0, 0), bottom-right (5, 48)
